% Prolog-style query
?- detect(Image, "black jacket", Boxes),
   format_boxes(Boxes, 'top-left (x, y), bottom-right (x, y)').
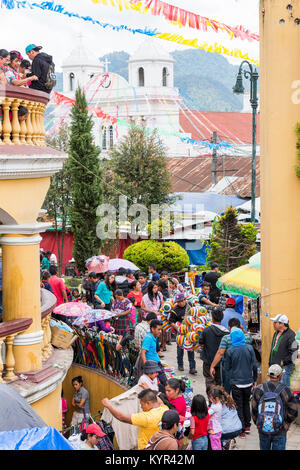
top-left (225, 344), bottom-right (258, 386)
top-left (269, 327), bottom-right (298, 366)
top-left (29, 52), bottom-right (54, 93)
top-left (198, 323), bottom-right (229, 365)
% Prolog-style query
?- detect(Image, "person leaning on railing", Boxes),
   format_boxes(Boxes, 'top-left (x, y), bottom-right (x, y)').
top-left (5, 50), bottom-right (38, 87)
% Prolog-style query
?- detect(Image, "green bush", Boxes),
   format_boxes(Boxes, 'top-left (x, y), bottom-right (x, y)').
top-left (123, 240), bottom-right (189, 273)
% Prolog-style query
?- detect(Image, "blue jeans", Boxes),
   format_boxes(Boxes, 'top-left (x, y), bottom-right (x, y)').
top-left (177, 345), bottom-right (196, 370)
top-left (192, 436), bottom-right (208, 450)
top-left (281, 364), bottom-right (295, 386)
top-left (259, 432), bottom-right (287, 450)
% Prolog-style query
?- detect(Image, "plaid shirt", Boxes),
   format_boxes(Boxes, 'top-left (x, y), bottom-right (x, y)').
top-left (134, 321), bottom-right (150, 349)
top-left (112, 298), bottom-right (132, 336)
top-left (251, 381), bottom-right (298, 432)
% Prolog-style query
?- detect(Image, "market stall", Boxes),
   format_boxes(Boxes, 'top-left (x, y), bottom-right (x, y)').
top-left (216, 253), bottom-right (261, 364)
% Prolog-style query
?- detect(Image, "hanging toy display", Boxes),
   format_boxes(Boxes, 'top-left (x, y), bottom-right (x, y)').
top-left (159, 299), bottom-right (176, 333)
top-left (176, 306), bottom-right (212, 351)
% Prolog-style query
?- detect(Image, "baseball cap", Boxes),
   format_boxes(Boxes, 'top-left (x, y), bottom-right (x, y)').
top-left (268, 364), bottom-right (283, 378)
top-left (25, 44), bottom-right (42, 54)
top-left (85, 423), bottom-right (106, 437)
top-left (161, 410), bottom-right (180, 428)
top-left (270, 314), bottom-right (289, 324)
top-left (225, 297), bottom-right (236, 308)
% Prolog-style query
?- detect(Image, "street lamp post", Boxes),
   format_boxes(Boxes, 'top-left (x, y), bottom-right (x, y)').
top-left (233, 61), bottom-right (259, 224)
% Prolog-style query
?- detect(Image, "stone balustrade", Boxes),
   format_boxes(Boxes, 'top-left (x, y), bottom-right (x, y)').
top-left (0, 318), bottom-right (33, 382)
top-left (0, 85), bottom-right (50, 147)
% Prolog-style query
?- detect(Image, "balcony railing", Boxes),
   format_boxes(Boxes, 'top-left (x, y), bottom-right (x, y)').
top-left (0, 318), bottom-right (33, 382)
top-left (0, 85), bottom-right (50, 147)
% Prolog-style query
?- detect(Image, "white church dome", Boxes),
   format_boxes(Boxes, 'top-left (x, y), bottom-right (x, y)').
top-left (129, 38), bottom-right (175, 63)
top-left (62, 43), bottom-right (103, 69)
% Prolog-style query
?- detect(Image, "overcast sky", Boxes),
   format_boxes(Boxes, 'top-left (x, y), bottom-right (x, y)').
top-left (1, 0), bottom-right (259, 70)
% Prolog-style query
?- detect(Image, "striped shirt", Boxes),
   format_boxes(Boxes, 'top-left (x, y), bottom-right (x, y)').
top-left (219, 333), bottom-right (253, 350)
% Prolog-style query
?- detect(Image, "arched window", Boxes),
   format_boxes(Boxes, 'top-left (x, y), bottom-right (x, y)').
top-left (162, 67), bottom-right (168, 87)
top-left (69, 72), bottom-right (75, 91)
top-left (102, 126), bottom-right (107, 150)
top-left (109, 125), bottom-right (114, 148)
top-left (138, 67), bottom-right (145, 87)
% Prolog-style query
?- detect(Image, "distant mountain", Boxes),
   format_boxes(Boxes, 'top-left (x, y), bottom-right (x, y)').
top-left (55, 49), bottom-right (254, 111)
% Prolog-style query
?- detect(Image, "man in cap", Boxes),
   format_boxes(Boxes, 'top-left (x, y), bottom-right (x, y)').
top-left (251, 364), bottom-right (298, 450)
top-left (221, 297), bottom-right (247, 332)
top-left (269, 314), bottom-right (298, 386)
top-left (25, 44), bottom-right (56, 93)
top-left (169, 293), bottom-right (197, 375)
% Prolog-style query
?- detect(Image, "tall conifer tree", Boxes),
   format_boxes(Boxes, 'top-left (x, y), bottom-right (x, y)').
top-left (68, 88), bottom-right (103, 272)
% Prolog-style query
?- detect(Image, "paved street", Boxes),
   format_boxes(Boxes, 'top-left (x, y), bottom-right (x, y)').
top-left (161, 340), bottom-right (300, 450)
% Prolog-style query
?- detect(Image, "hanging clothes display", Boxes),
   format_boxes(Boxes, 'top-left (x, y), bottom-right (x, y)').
top-left (101, 385), bottom-right (143, 450)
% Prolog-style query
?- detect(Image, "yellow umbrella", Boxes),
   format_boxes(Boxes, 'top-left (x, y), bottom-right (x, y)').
top-left (217, 263), bottom-right (261, 299)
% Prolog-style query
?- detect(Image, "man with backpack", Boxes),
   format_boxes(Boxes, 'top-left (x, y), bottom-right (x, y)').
top-left (251, 364), bottom-right (298, 450)
top-left (25, 44), bottom-right (56, 93)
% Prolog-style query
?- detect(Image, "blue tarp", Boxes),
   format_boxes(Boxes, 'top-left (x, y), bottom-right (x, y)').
top-left (171, 193), bottom-right (246, 215)
top-left (177, 241), bottom-right (209, 266)
top-left (0, 426), bottom-right (73, 450)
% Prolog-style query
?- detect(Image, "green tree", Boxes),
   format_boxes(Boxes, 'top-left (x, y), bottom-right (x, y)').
top-left (102, 125), bottom-right (177, 234)
top-left (207, 206), bottom-right (257, 273)
top-left (67, 87), bottom-right (103, 273)
top-left (43, 122), bottom-right (72, 274)
top-left (123, 240), bottom-right (189, 273)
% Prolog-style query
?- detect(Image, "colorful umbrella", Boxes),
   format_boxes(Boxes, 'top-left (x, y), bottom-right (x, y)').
top-left (108, 258), bottom-right (140, 272)
top-left (72, 309), bottom-right (116, 328)
top-left (217, 263), bottom-right (261, 299)
top-left (53, 302), bottom-right (92, 318)
top-left (85, 255), bottom-right (109, 273)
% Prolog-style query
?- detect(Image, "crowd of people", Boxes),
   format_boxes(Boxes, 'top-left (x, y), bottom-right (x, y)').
top-left (0, 45), bottom-right (55, 93)
top-left (0, 45), bottom-right (55, 140)
top-left (46, 258), bottom-right (299, 451)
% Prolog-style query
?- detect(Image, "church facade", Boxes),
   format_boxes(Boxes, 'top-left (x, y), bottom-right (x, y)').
top-left (61, 38), bottom-right (194, 158)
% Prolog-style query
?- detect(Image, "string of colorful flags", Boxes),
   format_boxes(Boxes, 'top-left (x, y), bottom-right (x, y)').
top-left (91, 0), bottom-right (260, 43)
top-left (0, 0), bottom-right (259, 66)
top-left (48, 88), bottom-right (232, 150)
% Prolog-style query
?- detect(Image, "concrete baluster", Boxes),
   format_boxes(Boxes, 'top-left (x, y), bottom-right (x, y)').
top-left (11, 99), bottom-right (21, 145)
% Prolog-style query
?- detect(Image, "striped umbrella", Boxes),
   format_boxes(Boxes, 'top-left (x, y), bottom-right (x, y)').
top-left (217, 263), bottom-right (261, 299)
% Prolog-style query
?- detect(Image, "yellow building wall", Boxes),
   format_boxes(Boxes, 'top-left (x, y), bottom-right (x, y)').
top-left (0, 177), bottom-right (50, 224)
top-left (260, 0), bottom-right (300, 379)
top-left (63, 365), bottom-right (126, 427)
top-left (31, 384), bottom-right (63, 430)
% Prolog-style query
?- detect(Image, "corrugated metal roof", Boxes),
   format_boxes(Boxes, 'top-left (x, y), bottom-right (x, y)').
top-left (167, 155), bottom-right (260, 198)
